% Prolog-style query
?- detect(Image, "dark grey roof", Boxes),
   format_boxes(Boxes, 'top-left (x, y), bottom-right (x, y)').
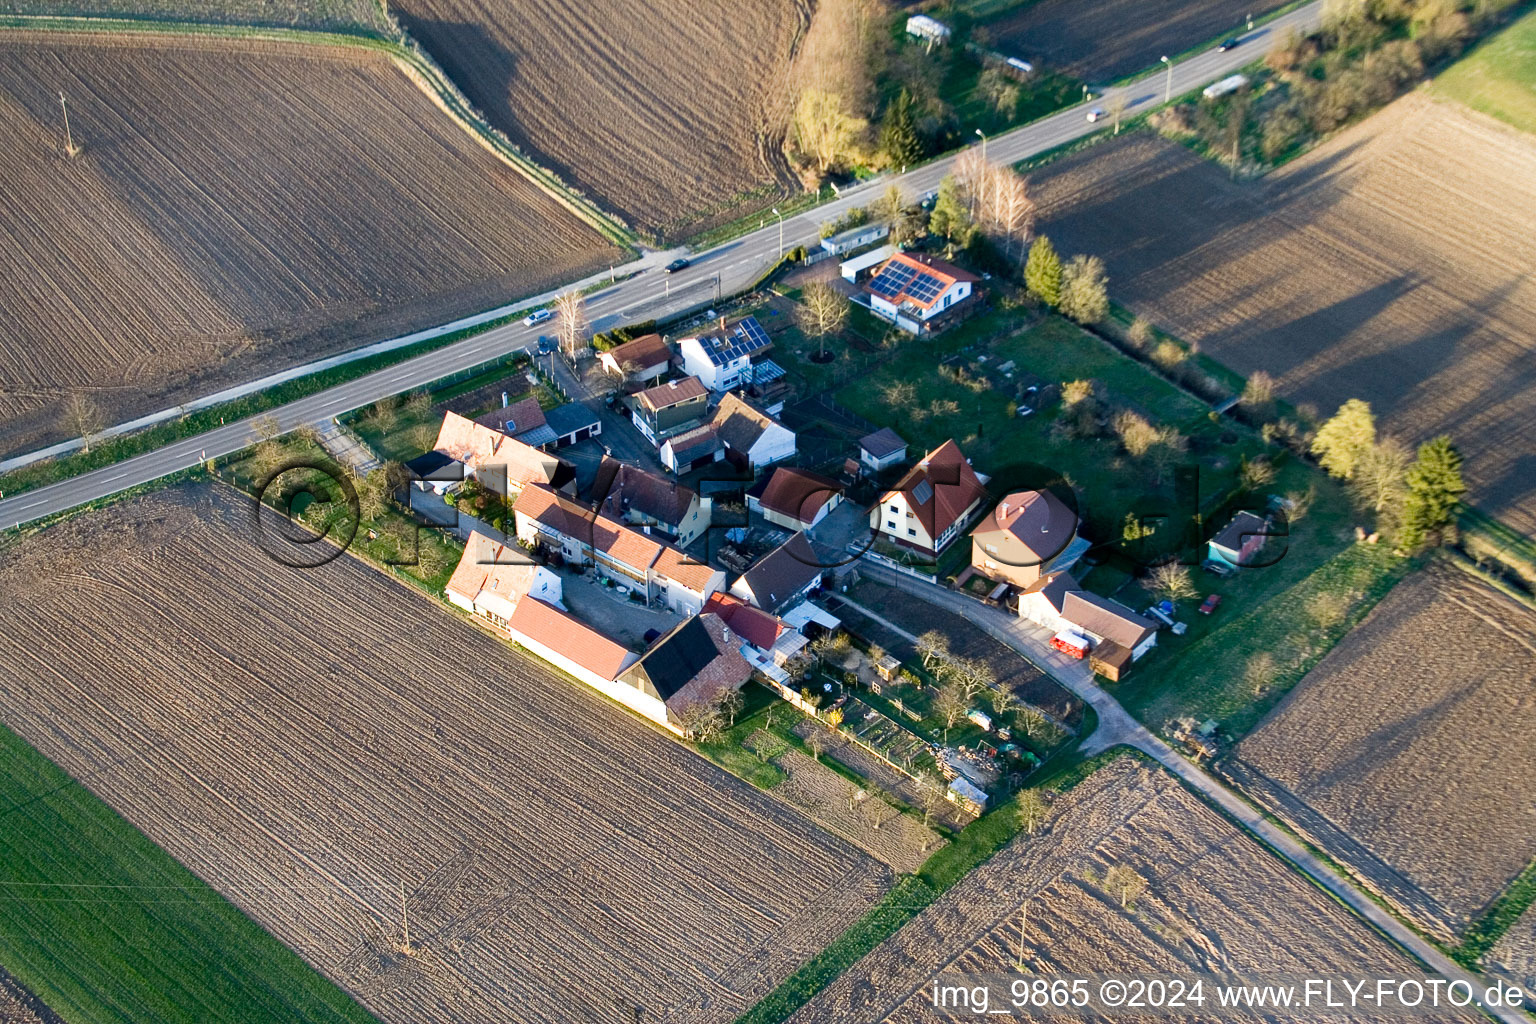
top-left (739, 533), bottom-right (823, 612)
top-left (666, 425), bottom-right (723, 464)
top-left (1212, 511), bottom-right (1270, 553)
top-left (405, 450), bottom-right (458, 480)
top-left (859, 427), bottom-right (907, 460)
top-left (545, 402), bottom-right (599, 438)
top-left (628, 614), bottom-right (744, 700)
top-left (695, 316), bottom-right (772, 366)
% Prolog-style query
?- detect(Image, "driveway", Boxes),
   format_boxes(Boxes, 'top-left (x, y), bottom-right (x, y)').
top-left (559, 570), bottom-right (680, 650)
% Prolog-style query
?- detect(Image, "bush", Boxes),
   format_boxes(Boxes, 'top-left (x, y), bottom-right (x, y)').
top-left (819, 206), bottom-right (870, 239)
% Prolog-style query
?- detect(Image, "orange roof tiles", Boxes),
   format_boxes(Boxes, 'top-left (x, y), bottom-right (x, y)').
top-left (508, 597), bottom-right (635, 680)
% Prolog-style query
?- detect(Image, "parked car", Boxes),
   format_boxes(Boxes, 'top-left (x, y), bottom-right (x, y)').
top-left (1202, 559), bottom-right (1235, 578)
top-left (523, 308), bottom-right (554, 327)
top-left (1086, 107), bottom-right (1106, 123)
top-left (535, 335), bottom-right (555, 354)
top-left (1218, 37), bottom-right (1240, 51)
top-left (663, 257), bottom-right (691, 274)
top-left (1199, 593), bottom-right (1222, 615)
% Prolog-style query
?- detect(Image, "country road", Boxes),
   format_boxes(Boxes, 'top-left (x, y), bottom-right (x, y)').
top-left (852, 559), bottom-right (1530, 1024)
top-left (0, 2), bottom-right (1324, 531)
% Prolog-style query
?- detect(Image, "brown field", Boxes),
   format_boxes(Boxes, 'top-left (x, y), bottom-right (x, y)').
top-left (1030, 93), bottom-right (1536, 534)
top-left (0, 966), bottom-right (62, 1024)
top-left (389, 0), bottom-right (807, 238)
top-left (982, 0), bottom-right (1284, 81)
top-left (1491, 905), bottom-right (1536, 990)
top-left (0, 32), bottom-right (621, 459)
top-left (1225, 564), bottom-right (1536, 940)
top-left (0, 484), bottom-right (891, 1024)
top-left (793, 757), bottom-right (1471, 1023)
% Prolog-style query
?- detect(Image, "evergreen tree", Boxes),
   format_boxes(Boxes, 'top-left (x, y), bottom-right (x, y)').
top-left (928, 174), bottom-right (973, 245)
top-left (879, 89), bottom-right (924, 169)
top-left (1310, 399), bottom-right (1376, 480)
top-left (1398, 435), bottom-right (1465, 549)
top-left (1024, 235), bottom-right (1062, 306)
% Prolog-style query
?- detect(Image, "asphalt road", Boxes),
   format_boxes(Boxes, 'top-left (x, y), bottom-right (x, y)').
top-left (0, 2), bottom-right (1323, 531)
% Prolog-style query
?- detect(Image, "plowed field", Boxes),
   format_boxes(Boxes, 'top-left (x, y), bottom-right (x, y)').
top-left (1227, 565), bottom-right (1536, 940)
top-left (1031, 94), bottom-right (1536, 533)
top-left (0, 484), bottom-right (891, 1024)
top-left (0, 0), bottom-right (387, 32)
top-left (0, 32), bottom-right (620, 459)
top-left (981, 0), bottom-right (1283, 81)
top-left (792, 757), bottom-right (1480, 1023)
top-left (390, 0), bottom-right (807, 238)
top-left (1491, 905), bottom-right (1536, 990)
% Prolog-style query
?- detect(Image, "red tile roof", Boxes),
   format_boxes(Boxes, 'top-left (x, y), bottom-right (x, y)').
top-left (517, 483), bottom-right (664, 574)
top-left (867, 250), bottom-right (980, 309)
top-left (508, 597), bottom-right (636, 680)
top-left (434, 411), bottom-right (563, 488)
top-left (602, 333), bottom-right (671, 370)
top-left (445, 530), bottom-right (542, 606)
top-left (703, 593), bottom-right (784, 651)
top-left (653, 545), bottom-right (719, 593)
top-left (755, 466), bottom-right (842, 525)
top-left (882, 439), bottom-right (987, 542)
top-left (475, 396), bottom-right (546, 437)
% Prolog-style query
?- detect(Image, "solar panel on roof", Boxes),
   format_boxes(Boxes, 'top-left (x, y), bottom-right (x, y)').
top-left (911, 479), bottom-right (934, 505)
top-left (870, 261), bottom-right (918, 299)
top-left (733, 316), bottom-right (771, 351)
top-left (906, 271), bottom-right (946, 304)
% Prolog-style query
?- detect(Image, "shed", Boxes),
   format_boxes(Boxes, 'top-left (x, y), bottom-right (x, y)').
top-left (1089, 639), bottom-right (1133, 682)
top-left (874, 653), bottom-right (902, 681)
top-left (858, 426), bottom-right (908, 472)
top-left (821, 222), bottom-right (890, 256)
top-left (841, 244), bottom-right (895, 282)
top-left (906, 14), bottom-right (951, 44)
top-left (947, 776), bottom-right (988, 813)
top-left (544, 402), bottom-right (601, 446)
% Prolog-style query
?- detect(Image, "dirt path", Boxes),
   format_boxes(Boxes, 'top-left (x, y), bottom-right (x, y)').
top-left (854, 557), bottom-right (1531, 1024)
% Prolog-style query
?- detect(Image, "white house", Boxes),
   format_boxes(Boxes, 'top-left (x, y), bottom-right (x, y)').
top-left (865, 251), bottom-right (978, 331)
top-left (1017, 571), bottom-right (1158, 666)
top-left (858, 427), bottom-right (908, 473)
top-left (596, 332), bottom-right (671, 384)
top-left (659, 424), bottom-right (726, 474)
top-left (712, 393), bottom-right (795, 471)
top-left (870, 439), bottom-right (987, 557)
top-left (431, 411), bottom-right (575, 498)
top-left (444, 531), bottom-right (564, 626)
top-left (748, 467), bottom-right (843, 531)
top-left (729, 533), bottom-right (825, 614)
top-left (678, 316), bottom-right (773, 393)
top-left (821, 222), bottom-right (889, 256)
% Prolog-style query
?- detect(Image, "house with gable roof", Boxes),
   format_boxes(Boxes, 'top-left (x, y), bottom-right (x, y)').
top-left (863, 251), bottom-right (979, 332)
top-left (431, 411), bottom-right (575, 498)
top-left (971, 488), bottom-right (1090, 589)
top-left (678, 315), bottom-right (773, 393)
top-left (870, 439), bottom-right (988, 557)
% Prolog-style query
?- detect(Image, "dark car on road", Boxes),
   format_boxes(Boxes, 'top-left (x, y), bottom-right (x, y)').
top-left (1218, 37), bottom-right (1240, 51)
top-left (663, 258), bottom-right (691, 274)
top-left (535, 335), bottom-right (555, 355)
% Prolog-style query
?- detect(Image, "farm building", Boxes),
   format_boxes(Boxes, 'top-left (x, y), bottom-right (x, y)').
top-left (711, 393), bottom-right (796, 471)
top-left (748, 467), bottom-right (843, 531)
top-left (514, 484), bottom-right (723, 615)
top-left (660, 424), bottom-right (727, 474)
top-left (597, 332), bottom-right (672, 384)
top-left (631, 376), bottom-right (710, 445)
top-left (678, 316), bottom-right (773, 393)
top-left (703, 592), bottom-right (810, 686)
top-left (971, 489), bottom-right (1090, 589)
top-left (592, 458), bottom-right (711, 546)
top-left (432, 411), bottom-right (575, 498)
top-left (476, 396), bottom-right (556, 448)
top-left (858, 427), bottom-right (908, 472)
top-left (1017, 571), bottom-right (1157, 670)
top-left (906, 14), bottom-right (951, 45)
top-left (871, 439), bottom-right (988, 557)
top-left (543, 402), bottom-right (601, 447)
top-left (504, 596), bottom-right (645, 718)
top-left (445, 530), bottom-right (564, 627)
top-left (861, 251), bottom-right (978, 333)
top-left (617, 613), bottom-right (753, 734)
top-left (821, 222), bottom-right (889, 256)
top-left (730, 532), bottom-right (825, 614)
top-left (1208, 511), bottom-right (1272, 568)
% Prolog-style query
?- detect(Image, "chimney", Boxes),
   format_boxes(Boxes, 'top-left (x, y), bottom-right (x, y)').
top-left (999, 501), bottom-right (1010, 519)
top-left (501, 391), bottom-right (508, 408)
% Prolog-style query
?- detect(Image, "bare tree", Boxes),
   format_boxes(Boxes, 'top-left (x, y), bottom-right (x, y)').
top-left (64, 392), bottom-right (104, 452)
top-left (1282, 484), bottom-right (1317, 525)
top-left (1016, 789), bottom-right (1049, 836)
top-left (717, 687), bottom-right (745, 728)
top-left (934, 683), bottom-right (970, 729)
top-left (554, 291), bottom-right (589, 359)
top-left (1019, 706), bottom-right (1047, 740)
top-left (1146, 562), bottom-right (1197, 605)
top-left (679, 699), bottom-right (725, 741)
top-left (290, 422), bottom-right (323, 448)
top-left (915, 630), bottom-right (950, 671)
top-left (1104, 865), bottom-right (1149, 909)
top-left (252, 413), bottom-right (283, 442)
top-left (1244, 652), bottom-right (1278, 696)
top-left (1106, 92), bottom-right (1130, 134)
top-left (955, 657), bottom-right (995, 702)
top-left (1306, 590), bottom-right (1350, 632)
top-left (404, 390), bottom-right (432, 419)
top-left (1113, 410), bottom-right (1161, 458)
top-left (1239, 455), bottom-right (1276, 491)
top-left (989, 166), bottom-right (1035, 261)
top-left (860, 788), bottom-right (896, 831)
top-left (1350, 437), bottom-right (1411, 515)
top-left (796, 281), bottom-right (849, 359)
top-left (916, 772), bottom-right (946, 833)
top-left (990, 686), bottom-right (1020, 720)
top-left (805, 728), bottom-right (832, 762)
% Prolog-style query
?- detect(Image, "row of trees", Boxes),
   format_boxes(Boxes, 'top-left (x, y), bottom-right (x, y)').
top-left (1310, 398), bottom-right (1466, 548)
top-left (1025, 236), bottom-right (1109, 325)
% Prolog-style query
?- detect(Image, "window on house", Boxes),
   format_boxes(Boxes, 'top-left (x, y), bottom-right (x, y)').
top-left (907, 528), bottom-right (917, 537)
top-left (888, 503), bottom-right (900, 513)
top-left (886, 520), bottom-right (897, 530)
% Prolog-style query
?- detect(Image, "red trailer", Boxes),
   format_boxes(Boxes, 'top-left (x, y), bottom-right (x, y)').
top-left (1050, 630), bottom-right (1091, 659)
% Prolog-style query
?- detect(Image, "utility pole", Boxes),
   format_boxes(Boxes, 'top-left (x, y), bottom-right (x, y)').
top-left (974, 127), bottom-right (987, 164)
top-left (1161, 56), bottom-right (1173, 105)
top-left (59, 91), bottom-right (79, 157)
top-left (771, 207), bottom-right (784, 258)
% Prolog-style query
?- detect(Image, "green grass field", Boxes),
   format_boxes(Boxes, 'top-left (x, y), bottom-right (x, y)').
top-left (1433, 5), bottom-right (1536, 134)
top-left (0, 723), bottom-right (377, 1024)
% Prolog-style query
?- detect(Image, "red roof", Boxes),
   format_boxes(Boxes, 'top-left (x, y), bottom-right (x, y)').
top-left (867, 251), bottom-right (979, 310)
top-left (703, 593), bottom-right (784, 651)
top-left (602, 333), bottom-right (671, 370)
top-left (755, 467), bottom-right (841, 525)
top-left (881, 439), bottom-right (987, 541)
top-left (653, 545), bottom-right (719, 593)
top-left (508, 596), bottom-right (636, 680)
top-left (636, 376), bottom-right (708, 412)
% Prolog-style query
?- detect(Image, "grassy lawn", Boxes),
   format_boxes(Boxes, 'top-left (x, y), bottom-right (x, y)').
top-left (836, 309), bottom-right (1266, 540)
top-left (1433, 5), bottom-right (1536, 135)
top-left (1116, 540), bottom-right (1411, 738)
top-left (0, 724), bottom-right (376, 1024)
